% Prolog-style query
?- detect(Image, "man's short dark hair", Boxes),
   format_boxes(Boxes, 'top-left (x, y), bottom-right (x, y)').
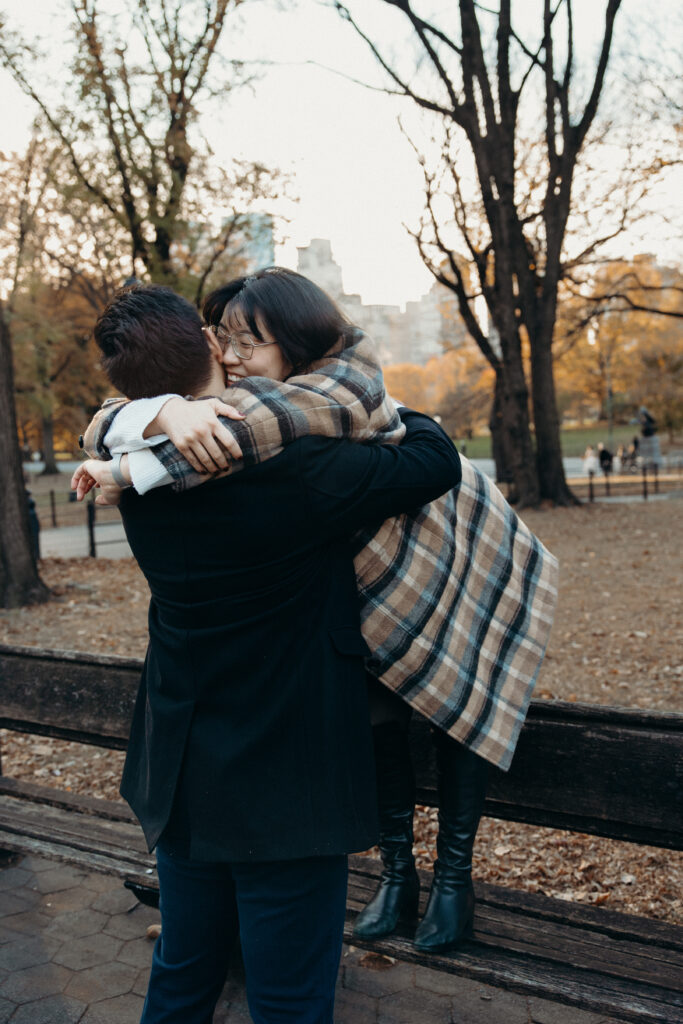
top-left (94, 285), bottom-right (212, 399)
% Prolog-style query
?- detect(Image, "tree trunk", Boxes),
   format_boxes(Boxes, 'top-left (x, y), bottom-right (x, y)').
top-left (40, 414), bottom-right (59, 475)
top-left (530, 335), bottom-right (581, 505)
top-left (489, 368), bottom-right (524, 505)
top-left (0, 309), bottom-right (49, 608)
top-left (489, 372), bottom-right (508, 485)
top-left (495, 327), bottom-right (539, 507)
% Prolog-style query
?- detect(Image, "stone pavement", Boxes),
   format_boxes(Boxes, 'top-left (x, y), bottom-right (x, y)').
top-left (0, 853), bottom-right (624, 1023)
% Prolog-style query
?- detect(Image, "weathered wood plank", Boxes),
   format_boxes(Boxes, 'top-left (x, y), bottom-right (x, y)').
top-left (0, 776), bottom-right (136, 823)
top-left (0, 832), bottom-right (154, 881)
top-left (0, 795), bottom-right (149, 862)
top-left (0, 643), bottom-right (140, 744)
top-left (345, 863), bottom-right (683, 1023)
top-left (349, 855), bottom-right (683, 952)
top-left (343, 922), bottom-right (682, 1023)
top-left (410, 710), bottom-right (683, 849)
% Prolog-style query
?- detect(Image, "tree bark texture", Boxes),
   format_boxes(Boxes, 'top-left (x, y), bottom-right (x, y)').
top-left (0, 309), bottom-right (49, 608)
top-left (489, 372), bottom-right (509, 486)
top-left (531, 323), bottom-right (581, 505)
top-left (40, 415), bottom-right (59, 476)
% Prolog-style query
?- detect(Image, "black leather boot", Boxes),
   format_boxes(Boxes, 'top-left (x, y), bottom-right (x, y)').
top-left (413, 732), bottom-right (489, 953)
top-left (352, 721), bottom-right (420, 939)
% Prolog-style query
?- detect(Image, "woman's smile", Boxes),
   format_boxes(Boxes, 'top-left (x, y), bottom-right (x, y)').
top-left (219, 311), bottom-right (292, 382)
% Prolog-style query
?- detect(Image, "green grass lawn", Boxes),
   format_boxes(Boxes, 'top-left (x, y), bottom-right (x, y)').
top-left (454, 423), bottom-right (671, 459)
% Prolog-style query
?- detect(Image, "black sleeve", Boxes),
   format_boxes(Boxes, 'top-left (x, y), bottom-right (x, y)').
top-left (299, 410), bottom-right (461, 541)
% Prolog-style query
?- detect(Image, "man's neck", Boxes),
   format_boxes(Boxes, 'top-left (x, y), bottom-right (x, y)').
top-left (193, 364), bottom-right (227, 398)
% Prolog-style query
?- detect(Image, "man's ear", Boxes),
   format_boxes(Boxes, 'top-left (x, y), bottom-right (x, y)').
top-left (203, 327), bottom-right (223, 363)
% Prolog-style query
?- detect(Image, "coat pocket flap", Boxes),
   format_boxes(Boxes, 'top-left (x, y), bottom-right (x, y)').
top-left (329, 627), bottom-right (372, 658)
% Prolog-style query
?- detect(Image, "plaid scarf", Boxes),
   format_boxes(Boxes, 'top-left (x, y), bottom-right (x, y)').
top-left (84, 332), bottom-right (558, 770)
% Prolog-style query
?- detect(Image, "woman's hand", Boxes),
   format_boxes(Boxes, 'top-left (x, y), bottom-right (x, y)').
top-left (154, 397), bottom-right (246, 474)
top-left (71, 460), bottom-right (126, 506)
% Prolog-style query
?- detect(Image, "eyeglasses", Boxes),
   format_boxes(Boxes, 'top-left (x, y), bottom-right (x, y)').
top-left (208, 324), bottom-right (277, 360)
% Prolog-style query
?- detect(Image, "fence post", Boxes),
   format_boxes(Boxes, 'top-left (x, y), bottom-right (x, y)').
top-left (26, 491), bottom-right (40, 561)
top-left (87, 497), bottom-right (97, 557)
top-left (642, 466), bottom-right (648, 501)
top-left (49, 489), bottom-right (57, 528)
top-left (653, 465), bottom-right (659, 494)
top-left (588, 471), bottom-right (594, 503)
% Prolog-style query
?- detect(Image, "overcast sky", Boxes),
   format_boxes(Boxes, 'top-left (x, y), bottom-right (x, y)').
top-left (1, 0), bottom-right (680, 306)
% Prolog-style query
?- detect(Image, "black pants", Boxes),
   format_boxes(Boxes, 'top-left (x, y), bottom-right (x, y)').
top-left (141, 842), bottom-right (348, 1023)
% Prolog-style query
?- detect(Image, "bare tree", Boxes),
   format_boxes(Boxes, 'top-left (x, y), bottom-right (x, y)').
top-left (1, 0), bottom-right (280, 295)
top-left (334, 0), bottom-right (644, 505)
top-left (0, 140), bottom-right (53, 607)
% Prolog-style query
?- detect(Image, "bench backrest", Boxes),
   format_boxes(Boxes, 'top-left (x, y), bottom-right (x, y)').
top-left (1, 643), bottom-right (681, 850)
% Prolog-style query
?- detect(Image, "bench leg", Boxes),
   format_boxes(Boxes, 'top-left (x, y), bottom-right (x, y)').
top-left (352, 721), bottom-right (420, 940)
top-left (414, 732), bottom-right (489, 953)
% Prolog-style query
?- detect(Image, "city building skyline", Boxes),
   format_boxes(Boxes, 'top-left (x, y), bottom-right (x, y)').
top-left (296, 238), bottom-right (469, 367)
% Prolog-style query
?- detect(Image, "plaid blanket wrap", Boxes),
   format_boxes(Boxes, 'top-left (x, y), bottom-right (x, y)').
top-left (85, 333), bottom-right (558, 770)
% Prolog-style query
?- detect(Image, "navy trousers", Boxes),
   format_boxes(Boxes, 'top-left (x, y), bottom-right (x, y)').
top-left (140, 843), bottom-right (348, 1024)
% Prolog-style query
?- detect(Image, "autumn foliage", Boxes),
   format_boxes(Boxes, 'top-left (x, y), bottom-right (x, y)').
top-left (554, 257), bottom-right (683, 437)
top-left (383, 343), bottom-right (494, 439)
top-left (12, 278), bottom-right (111, 464)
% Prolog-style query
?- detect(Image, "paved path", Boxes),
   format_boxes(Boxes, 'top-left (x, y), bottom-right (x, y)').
top-left (39, 523), bottom-right (132, 560)
top-left (0, 853), bottom-right (623, 1023)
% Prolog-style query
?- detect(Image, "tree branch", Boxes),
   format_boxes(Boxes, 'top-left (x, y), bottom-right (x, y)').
top-left (334, 2), bottom-right (454, 117)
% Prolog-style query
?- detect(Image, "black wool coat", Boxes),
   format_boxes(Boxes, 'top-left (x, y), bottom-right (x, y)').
top-left (118, 410), bottom-right (461, 861)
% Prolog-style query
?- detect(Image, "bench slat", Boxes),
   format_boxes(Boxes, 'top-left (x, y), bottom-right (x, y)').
top-left (344, 924), bottom-right (682, 1024)
top-left (349, 856), bottom-right (683, 951)
top-left (0, 644), bottom-right (137, 746)
top-left (0, 776), bottom-right (136, 822)
top-left (346, 863), bottom-right (683, 1024)
top-left (0, 796), bottom-right (150, 865)
top-left (410, 705), bottom-right (683, 848)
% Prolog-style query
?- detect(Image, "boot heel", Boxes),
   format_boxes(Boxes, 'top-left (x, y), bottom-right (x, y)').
top-left (403, 878), bottom-right (420, 924)
top-left (413, 880), bottom-right (476, 952)
top-left (353, 870), bottom-right (420, 939)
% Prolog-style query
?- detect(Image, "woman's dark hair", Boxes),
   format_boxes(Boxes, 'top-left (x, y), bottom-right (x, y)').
top-left (202, 267), bottom-right (357, 373)
top-left (94, 284), bottom-right (212, 399)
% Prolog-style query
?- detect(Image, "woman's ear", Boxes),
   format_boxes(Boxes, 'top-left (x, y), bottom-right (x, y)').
top-left (203, 326), bottom-right (223, 363)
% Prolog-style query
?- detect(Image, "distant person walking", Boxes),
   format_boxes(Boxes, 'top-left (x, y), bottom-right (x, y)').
top-left (598, 443), bottom-right (613, 477)
top-left (639, 407), bottom-right (658, 437)
top-left (638, 407), bottom-right (663, 471)
top-left (583, 445), bottom-right (599, 477)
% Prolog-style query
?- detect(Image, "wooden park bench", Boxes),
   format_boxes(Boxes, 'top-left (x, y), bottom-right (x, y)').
top-left (0, 642), bottom-right (681, 1023)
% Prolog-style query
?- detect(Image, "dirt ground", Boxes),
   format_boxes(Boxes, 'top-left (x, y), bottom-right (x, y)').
top-left (1, 497), bottom-right (681, 924)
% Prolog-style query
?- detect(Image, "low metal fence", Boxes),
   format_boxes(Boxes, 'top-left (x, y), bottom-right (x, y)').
top-left (27, 489), bottom-right (128, 558)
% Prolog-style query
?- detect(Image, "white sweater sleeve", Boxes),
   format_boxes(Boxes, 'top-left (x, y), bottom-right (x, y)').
top-left (104, 394), bottom-right (180, 451)
top-left (126, 449), bottom-right (174, 494)
top-left (104, 395), bottom-right (178, 494)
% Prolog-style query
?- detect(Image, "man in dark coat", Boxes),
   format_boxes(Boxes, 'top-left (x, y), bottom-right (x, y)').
top-left (73, 285), bottom-right (461, 1024)
top-left (598, 442), bottom-right (613, 476)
